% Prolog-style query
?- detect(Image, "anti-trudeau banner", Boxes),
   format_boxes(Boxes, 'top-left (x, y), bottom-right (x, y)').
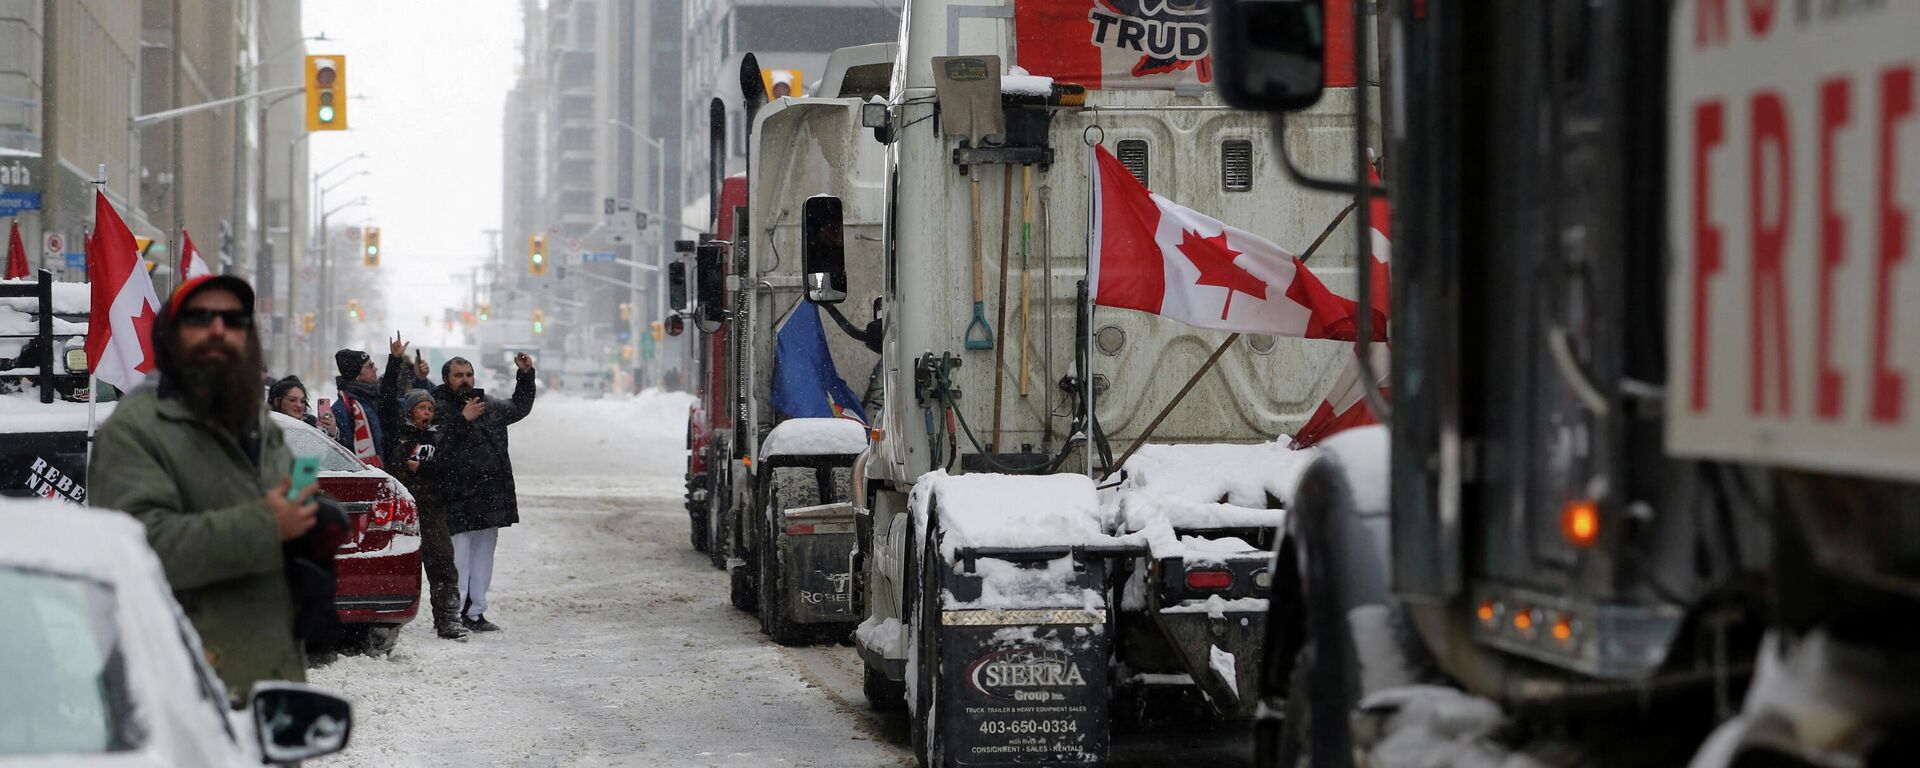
top-left (1014, 0), bottom-right (1357, 90)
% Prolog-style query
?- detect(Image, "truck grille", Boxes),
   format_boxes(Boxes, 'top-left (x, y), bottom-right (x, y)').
top-left (1221, 139), bottom-right (1253, 191)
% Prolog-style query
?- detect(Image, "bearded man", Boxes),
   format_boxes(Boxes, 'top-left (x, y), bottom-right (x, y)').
top-left (91, 275), bottom-right (319, 700)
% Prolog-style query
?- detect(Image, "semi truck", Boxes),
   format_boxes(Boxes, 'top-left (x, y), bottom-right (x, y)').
top-left (684, 43), bottom-right (899, 647)
top-left (1216, 1), bottom-right (1920, 765)
top-left (791, 0), bottom-right (1371, 763)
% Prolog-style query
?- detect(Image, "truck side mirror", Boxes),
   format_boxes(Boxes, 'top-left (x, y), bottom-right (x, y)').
top-left (695, 241), bottom-right (727, 331)
top-left (1212, 0), bottom-right (1326, 112)
top-left (801, 196), bottom-right (848, 305)
top-left (668, 259), bottom-right (690, 315)
top-left (250, 682), bottom-right (352, 763)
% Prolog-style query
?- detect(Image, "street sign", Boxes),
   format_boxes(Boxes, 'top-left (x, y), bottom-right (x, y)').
top-left (64, 253), bottom-right (84, 271)
top-left (617, 329), bottom-right (631, 342)
top-left (582, 251), bottom-right (617, 263)
top-left (43, 232), bottom-right (65, 256)
top-left (0, 191), bottom-right (39, 215)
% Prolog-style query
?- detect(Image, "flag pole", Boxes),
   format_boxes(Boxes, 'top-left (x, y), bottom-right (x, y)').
top-left (1083, 143), bottom-right (1097, 479)
top-left (86, 164), bottom-right (108, 461)
top-left (1102, 202), bottom-right (1358, 479)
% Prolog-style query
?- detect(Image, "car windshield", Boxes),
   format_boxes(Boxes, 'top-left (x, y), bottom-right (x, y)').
top-left (275, 412), bottom-right (367, 472)
top-left (0, 567), bottom-right (139, 756)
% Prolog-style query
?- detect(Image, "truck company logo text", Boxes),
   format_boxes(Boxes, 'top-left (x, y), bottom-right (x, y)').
top-left (967, 648), bottom-right (1088, 702)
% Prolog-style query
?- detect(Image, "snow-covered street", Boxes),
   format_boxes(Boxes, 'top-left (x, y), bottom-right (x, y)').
top-left (309, 392), bottom-right (1252, 767)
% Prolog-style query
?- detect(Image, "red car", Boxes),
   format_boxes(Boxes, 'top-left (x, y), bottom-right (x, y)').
top-left (272, 412), bottom-right (421, 653)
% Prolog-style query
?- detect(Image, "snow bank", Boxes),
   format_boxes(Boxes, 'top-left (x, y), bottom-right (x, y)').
top-left (506, 389), bottom-right (698, 497)
top-left (1356, 686), bottom-right (1537, 768)
top-left (911, 470), bottom-right (1116, 559)
top-left (855, 615), bottom-right (904, 659)
top-left (758, 417), bottom-right (868, 459)
top-left (0, 391), bottom-right (115, 433)
top-left (0, 304), bottom-right (87, 336)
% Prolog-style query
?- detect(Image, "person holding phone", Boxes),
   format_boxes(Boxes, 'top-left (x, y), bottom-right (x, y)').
top-left (330, 334), bottom-right (416, 466)
top-left (383, 389), bottom-right (468, 640)
top-left (89, 275), bottom-right (324, 701)
top-left (431, 352), bottom-right (538, 632)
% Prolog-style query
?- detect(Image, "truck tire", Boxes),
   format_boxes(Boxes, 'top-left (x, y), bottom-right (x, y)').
top-left (730, 559), bottom-right (758, 611)
top-left (911, 531), bottom-right (953, 767)
top-left (758, 504), bottom-right (812, 645)
top-left (707, 473), bottom-right (732, 570)
top-left (687, 472), bottom-right (709, 552)
top-left (864, 660), bottom-right (907, 712)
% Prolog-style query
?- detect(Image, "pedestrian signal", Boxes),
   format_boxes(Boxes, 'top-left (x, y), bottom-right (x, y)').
top-left (622, 345), bottom-right (635, 361)
top-left (305, 56), bottom-right (347, 131)
top-left (362, 226), bottom-right (381, 267)
top-left (619, 302), bottom-right (632, 321)
top-left (528, 235), bottom-right (548, 276)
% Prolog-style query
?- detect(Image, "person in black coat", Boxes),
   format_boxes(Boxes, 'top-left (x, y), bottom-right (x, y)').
top-left (385, 389), bottom-right (467, 640)
top-left (431, 353), bottom-right (536, 632)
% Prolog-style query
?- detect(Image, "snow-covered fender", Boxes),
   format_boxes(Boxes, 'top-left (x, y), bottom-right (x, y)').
top-left (1257, 426), bottom-right (1416, 766)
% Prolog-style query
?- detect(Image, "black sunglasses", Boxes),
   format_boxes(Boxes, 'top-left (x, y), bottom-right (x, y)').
top-left (178, 308), bottom-right (254, 329)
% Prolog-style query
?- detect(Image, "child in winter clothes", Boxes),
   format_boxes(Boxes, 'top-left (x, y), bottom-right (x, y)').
top-left (384, 389), bottom-right (467, 640)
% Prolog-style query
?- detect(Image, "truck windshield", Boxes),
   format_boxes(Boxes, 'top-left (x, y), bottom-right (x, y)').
top-left (0, 567), bottom-right (138, 756)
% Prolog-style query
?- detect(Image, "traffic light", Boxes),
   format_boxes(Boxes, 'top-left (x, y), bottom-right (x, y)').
top-left (301, 312), bottom-right (315, 333)
top-left (621, 345), bottom-right (635, 361)
top-left (478, 303), bottom-right (491, 321)
top-left (362, 226), bottom-right (381, 267)
top-left (304, 56), bottom-right (347, 131)
top-left (532, 308), bottom-right (546, 334)
top-left (346, 299), bottom-right (362, 321)
top-left (619, 302), bottom-right (632, 321)
top-left (528, 235), bottom-right (548, 276)
top-left (650, 321), bottom-right (666, 342)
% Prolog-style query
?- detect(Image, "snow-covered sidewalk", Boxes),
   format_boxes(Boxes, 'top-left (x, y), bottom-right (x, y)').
top-left (310, 392), bottom-right (910, 767)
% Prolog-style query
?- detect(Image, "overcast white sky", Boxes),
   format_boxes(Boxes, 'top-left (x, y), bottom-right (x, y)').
top-left (301, 1), bottom-right (522, 349)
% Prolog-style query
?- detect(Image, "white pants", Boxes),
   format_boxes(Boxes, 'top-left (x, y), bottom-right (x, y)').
top-left (452, 528), bottom-right (499, 619)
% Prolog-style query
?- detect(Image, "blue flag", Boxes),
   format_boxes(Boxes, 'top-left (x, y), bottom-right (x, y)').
top-left (770, 302), bottom-right (867, 422)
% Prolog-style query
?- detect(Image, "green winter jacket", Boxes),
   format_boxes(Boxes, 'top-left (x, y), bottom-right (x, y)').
top-left (89, 384), bottom-right (303, 700)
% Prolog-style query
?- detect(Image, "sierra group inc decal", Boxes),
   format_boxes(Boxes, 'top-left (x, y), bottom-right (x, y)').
top-left (1015, 0), bottom-right (1212, 90)
top-left (966, 647), bottom-right (1089, 702)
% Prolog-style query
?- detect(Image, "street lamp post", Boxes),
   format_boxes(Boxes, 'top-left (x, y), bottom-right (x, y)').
top-left (317, 195), bottom-right (368, 378)
top-left (608, 118), bottom-right (672, 388)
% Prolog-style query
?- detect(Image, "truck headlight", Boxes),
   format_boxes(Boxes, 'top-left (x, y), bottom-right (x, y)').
top-left (64, 348), bottom-right (88, 374)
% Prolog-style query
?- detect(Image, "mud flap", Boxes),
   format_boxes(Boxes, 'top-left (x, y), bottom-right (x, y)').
top-left (780, 502), bottom-right (862, 623)
top-left (938, 558), bottom-right (1114, 765)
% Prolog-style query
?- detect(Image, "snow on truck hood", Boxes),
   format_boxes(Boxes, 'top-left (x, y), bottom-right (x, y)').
top-left (758, 417), bottom-right (869, 459)
top-left (0, 391), bottom-right (117, 434)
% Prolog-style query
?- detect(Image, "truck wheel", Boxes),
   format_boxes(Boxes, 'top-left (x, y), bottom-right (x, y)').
top-left (707, 487), bottom-right (731, 571)
top-left (758, 504), bottom-right (813, 645)
top-left (688, 474), bottom-right (709, 552)
top-left (730, 560), bottom-right (758, 611)
top-left (864, 660), bottom-right (907, 711)
top-left (911, 532), bottom-right (952, 767)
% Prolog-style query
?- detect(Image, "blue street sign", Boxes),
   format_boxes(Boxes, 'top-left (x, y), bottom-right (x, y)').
top-left (616, 330), bottom-right (631, 342)
top-left (582, 251), bottom-right (617, 263)
top-left (64, 253), bottom-right (85, 271)
top-left (0, 190), bottom-right (41, 214)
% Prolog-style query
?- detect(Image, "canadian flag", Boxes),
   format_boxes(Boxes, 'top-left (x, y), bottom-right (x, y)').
top-left (1088, 144), bottom-right (1383, 340)
top-left (5, 220), bottom-right (28, 279)
top-left (179, 229), bottom-right (213, 280)
top-left (84, 191), bottom-right (161, 393)
top-left (1292, 164), bottom-right (1393, 449)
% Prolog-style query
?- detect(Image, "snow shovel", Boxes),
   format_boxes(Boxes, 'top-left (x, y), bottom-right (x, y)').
top-left (965, 172), bottom-right (994, 351)
top-left (1017, 164), bottom-right (1034, 398)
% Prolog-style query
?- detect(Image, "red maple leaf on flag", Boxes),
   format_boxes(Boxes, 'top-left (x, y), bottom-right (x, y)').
top-left (132, 301), bottom-right (158, 374)
top-left (1178, 229), bottom-right (1266, 319)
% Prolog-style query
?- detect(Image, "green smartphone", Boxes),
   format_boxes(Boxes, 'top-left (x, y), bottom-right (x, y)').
top-left (288, 456), bottom-right (321, 500)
